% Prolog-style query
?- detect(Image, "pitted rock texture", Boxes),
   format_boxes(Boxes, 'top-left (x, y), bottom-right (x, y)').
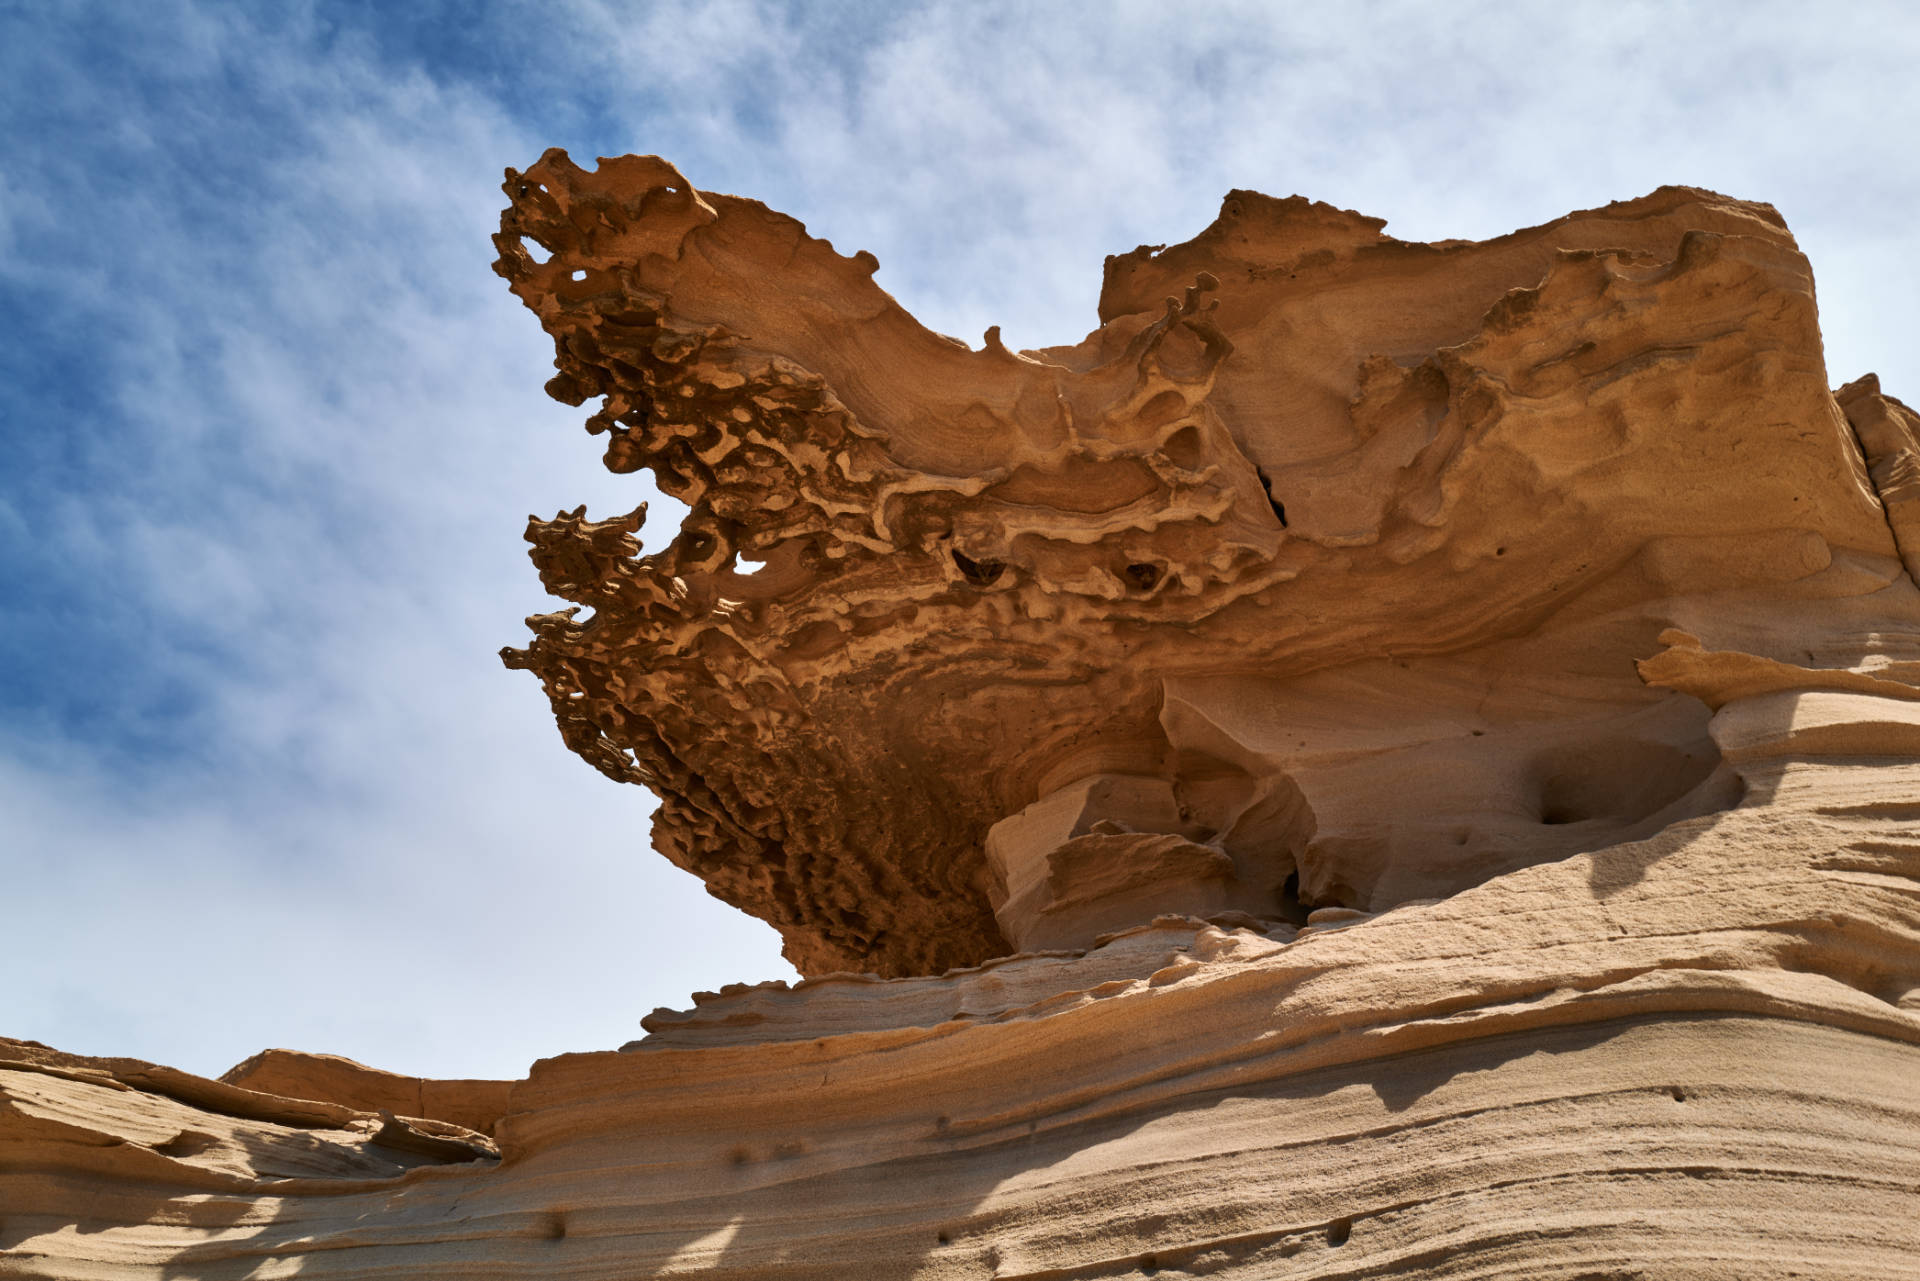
top-left (493, 151), bottom-right (1896, 975)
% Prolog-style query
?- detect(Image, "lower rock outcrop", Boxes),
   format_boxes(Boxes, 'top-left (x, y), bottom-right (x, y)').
top-left (219, 1049), bottom-right (513, 1139)
top-left (6, 773), bottom-right (1920, 1276)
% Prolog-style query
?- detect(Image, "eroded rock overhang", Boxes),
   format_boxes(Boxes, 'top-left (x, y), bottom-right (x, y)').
top-left (493, 148), bottom-right (1915, 977)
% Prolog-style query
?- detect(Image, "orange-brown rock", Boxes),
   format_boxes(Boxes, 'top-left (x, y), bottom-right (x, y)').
top-left (6, 158), bottom-right (1919, 1277)
top-left (492, 150), bottom-right (1894, 979)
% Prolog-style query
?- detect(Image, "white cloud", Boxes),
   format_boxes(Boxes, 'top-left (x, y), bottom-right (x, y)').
top-left (2, 3), bottom-right (793, 1080)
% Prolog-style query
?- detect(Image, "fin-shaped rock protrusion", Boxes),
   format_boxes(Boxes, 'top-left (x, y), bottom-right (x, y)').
top-left (1839, 373), bottom-right (1920, 587)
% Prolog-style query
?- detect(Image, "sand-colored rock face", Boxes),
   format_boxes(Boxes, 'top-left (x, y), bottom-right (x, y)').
top-left (220, 1048), bottom-right (513, 1138)
top-left (6, 159), bottom-right (1919, 1277)
top-left (493, 150), bottom-right (1893, 977)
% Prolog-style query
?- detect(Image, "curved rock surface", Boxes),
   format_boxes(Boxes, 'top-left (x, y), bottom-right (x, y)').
top-left (492, 152), bottom-right (1894, 978)
top-left (6, 159), bottom-right (1919, 1276)
top-left (220, 1048), bottom-right (513, 1138)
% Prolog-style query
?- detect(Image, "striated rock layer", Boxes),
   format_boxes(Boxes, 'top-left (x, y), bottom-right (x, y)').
top-left (6, 159), bottom-right (1920, 1276)
top-left (493, 152), bottom-right (1893, 978)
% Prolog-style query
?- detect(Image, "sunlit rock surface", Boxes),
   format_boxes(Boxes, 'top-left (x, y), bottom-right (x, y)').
top-left (4, 155), bottom-right (1918, 1278)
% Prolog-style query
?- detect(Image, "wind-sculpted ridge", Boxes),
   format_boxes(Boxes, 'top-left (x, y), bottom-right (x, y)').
top-left (491, 150), bottom-right (1895, 977)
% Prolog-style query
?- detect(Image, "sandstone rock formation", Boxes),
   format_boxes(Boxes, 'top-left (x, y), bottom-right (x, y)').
top-left (220, 1048), bottom-right (513, 1139)
top-left (4, 155), bottom-right (1918, 1277)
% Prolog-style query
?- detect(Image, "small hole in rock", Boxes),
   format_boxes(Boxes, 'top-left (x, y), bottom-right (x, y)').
top-left (1139, 1254), bottom-right (1159, 1275)
top-left (1496, 546), bottom-right (1507, 556)
top-left (1327, 1217), bottom-right (1352, 1247)
top-left (953, 549), bottom-right (1005, 587)
top-left (1528, 738), bottom-right (1722, 831)
top-left (728, 1145), bottom-right (752, 1166)
top-left (1125, 562), bottom-right (1162, 591)
top-left (1274, 872), bottom-right (1311, 927)
top-left (1161, 424), bottom-right (1202, 467)
top-left (1670, 1086), bottom-right (1687, 1102)
top-left (937, 1231), bottom-right (951, 1245)
top-left (156, 1130), bottom-right (219, 1159)
top-left (541, 1211), bottom-right (567, 1241)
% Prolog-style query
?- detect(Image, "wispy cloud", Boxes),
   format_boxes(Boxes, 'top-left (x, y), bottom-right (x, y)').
top-left (3, 0), bottom-right (1917, 1078)
top-left (2, 1), bottom-right (792, 1079)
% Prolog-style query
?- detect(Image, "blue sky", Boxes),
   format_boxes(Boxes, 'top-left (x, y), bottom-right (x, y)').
top-left (4, 1), bottom-right (1917, 1080)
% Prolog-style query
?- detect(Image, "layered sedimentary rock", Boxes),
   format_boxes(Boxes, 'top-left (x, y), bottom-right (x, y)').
top-left (220, 1048), bottom-right (513, 1138)
top-left (488, 153), bottom-right (1890, 975)
top-left (5, 156), bottom-right (1919, 1277)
